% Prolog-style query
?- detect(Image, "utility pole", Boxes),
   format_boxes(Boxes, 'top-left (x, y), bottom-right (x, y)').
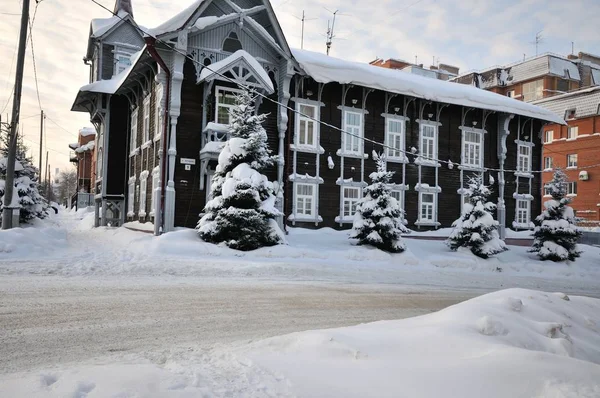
top-left (325, 9), bottom-right (339, 56)
top-left (295, 10), bottom-right (316, 50)
top-left (44, 150), bottom-right (49, 193)
top-left (2, 0), bottom-right (30, 230)
top-left (39, 110), bottom-right (44, 181)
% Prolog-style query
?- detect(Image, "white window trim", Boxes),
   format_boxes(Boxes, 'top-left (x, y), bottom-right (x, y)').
top-left (142, 95), bottom-right (151, 145)
top-left (215, 86), bottom-right (243, 125)
top-left (154, 85), bottom-right (163, 141)
top-left (513, 199), bottom-right (532, 229)
top-left (567, 181), bottom-right (577, 196)
top-left (341, 110), bottom-right (364, 156)
top-left (127, 176), bottom-right (136, 217)
top-left (389, 188), bottom-right (406, 218)
top-left (416, 122), bottom-right (439, 167)
top-left (295, 101), bottom-right (319, 150)
top-left (516, 142), bottom-right (532, 174)
top-left (336, 185), bottom-right (361, 223)
top-left (544, 130), bottom-right (554, 144)
top-left (292, 182), bottom-right (318, 221)
top-left (460, 127), bottom-right (485, 170)
top-left (543, 156), bottom-right (553, 171)
top-left (113, 46), bottom-right (134, 76)
top-left (416, 191), bottom-right (439, 226)
top-left (130, 108), bottom-right (138, 155)
top-left (385, 116), bottom-right (408, 163)
top-left (138, 170), bottom-right (149, 218)
top-left (149, 167), bottom-right (160, 217)
top-left (567, 125), bottom-right (578, 140)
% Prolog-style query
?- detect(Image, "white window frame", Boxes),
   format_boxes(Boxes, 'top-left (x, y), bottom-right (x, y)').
top-left (341, 186), bottom-right (361, 221)
top-left (568, 125), bottom-right (578, 139)
top-left (154, 85), bottom-right (163, 141)
top-left (215, 86), bottom-right (243, 125)
top-left (506, 90), bottom-right (515, 98)
top-left (418, 192), bottom-right (436, 223)
top-left (127, 177), bottom-right (136, 217)
top-left (390, 189), bottom-right (404, 210)
top-left (142, 95), bottom-right (151, 144)
top-left (523, 79), bottom-right (543, 102)
top-left (461, 193), bottom-right (471, 215)
top-left (114, 46), bottom-right (133, 76)
top-left (461, 128), bottom-right (483, 169)
top-left (544, 156), bottom-right (553, 170)
top-left (385, 117), bottom-right (406, 161)
top-left (567, 154), bottom-right (578, 168)
top-left (544, 130), bottom-right (553, 144)
top-left (567, 181), bottom-right (577, 196)
top-left (138, 171), bottom-right (149, 218)
top-left (515, 199), bottom-right (530, 225)
top-left (295, 103), bottom-right (318, 148)
top-left (342, 110), bottom-right (363, 156)
top-left (517, 143), bottom-right (532, 173)
top-left (150, 167), bottom-right (160, 217)
top-left (294, 183), bottom-right (317, 220)
top-left (419, 123), bottom-right (438, 164)
top-left (130, 108), bottom-right (138, 151)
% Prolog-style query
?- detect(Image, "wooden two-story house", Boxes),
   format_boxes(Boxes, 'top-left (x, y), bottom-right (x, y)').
top-left (72, 0), bottom-right (564, 238)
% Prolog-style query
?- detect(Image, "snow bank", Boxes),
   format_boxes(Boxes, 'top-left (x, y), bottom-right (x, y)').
top-left (2, 289), bottom-right (599, 397)
top-left (0, 224), bottom-right (67, 258)
top-left (240, 288), bottom-right (600, 397)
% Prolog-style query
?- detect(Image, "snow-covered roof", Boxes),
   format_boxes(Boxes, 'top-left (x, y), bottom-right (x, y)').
top-left (91, 10), bottom-right (129, 38)
top-left (149, 0), bottom-right (206, 36)
top-left (200, 141), bottom-right (226, 154)
top-left (75, 141), bottom-right (96, 153)
top-left (532, 86), bottom-right (600, 120)
top-left (68, 143), bottom-right (79, 150)
top-left (78, 48), bottom-right (146, 95)
top-left (198, 50), bottom-right (274, 94)
top-left (292, 49), bottom-right (565, 125)
top-left (203, 122), bottom-right (230, 133)
top-left (79, 127), bottom-right (96, 137)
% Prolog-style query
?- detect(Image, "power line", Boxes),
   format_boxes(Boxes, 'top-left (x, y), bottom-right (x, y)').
top-left (45, 115), bottom-right (78, 138)
top-left (86, 0), bottom-right (600, 176)
top-left (28, 1), bottom-right (42, 111)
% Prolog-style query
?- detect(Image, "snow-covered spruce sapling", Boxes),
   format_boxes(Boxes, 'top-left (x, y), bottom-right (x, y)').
top-left (529, 168), bottom-right (581, 262)
top-left (197, 90), bottom-right (283, 251)
top-left (0, 128), bottom-right (48, 224)
top-left (350, 152), bottom-right (409, 253)
top-left (446, 177), bottom-right (507, 259)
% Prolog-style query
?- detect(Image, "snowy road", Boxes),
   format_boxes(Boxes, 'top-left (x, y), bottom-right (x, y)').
top-left (0, 276), bottom-right (476, 374)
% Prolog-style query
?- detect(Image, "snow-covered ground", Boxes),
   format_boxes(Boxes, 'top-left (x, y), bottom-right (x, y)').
top-left (0, 208), bottom-right (599, 293)
top-left (1, 288), bottom-right (599, 397)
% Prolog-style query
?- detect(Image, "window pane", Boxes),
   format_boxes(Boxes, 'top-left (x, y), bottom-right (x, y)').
top-left (423, 194), bottom-right (434, 203)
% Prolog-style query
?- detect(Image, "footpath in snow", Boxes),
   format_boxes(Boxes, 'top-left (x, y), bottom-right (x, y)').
top-left (0, 208), bottom-right (599, 293)
top-left (1, 288), bottom-right (599, 397)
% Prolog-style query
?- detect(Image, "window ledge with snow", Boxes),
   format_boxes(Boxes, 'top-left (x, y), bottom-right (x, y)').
top-left (458, 164), bottom-right (484, 172)
top-left (513, 193), bottom-right (534, 200)
top-left (389, 183), bottom-right (409, 191)
top-left (141, 140), bottom-right (153, 150)
top-left (290, 144), bottom-right (325, 154)
top-left (336, 178), bottom-right (366, 187)
top-left (288, 214), bottom-right (323, 224)
top-left (336, 105), bottom-right (369, 114)
top-left (289, 173), bottom-right (324, 184)
top-left (291, 97), bottom-right (325, 107)
top-left (543, 168), bottom-right (553, 172)
top-left (514, 139), bottom-right (535, 147)
top-left (386, 156), bottom-right (409, 164)
top-left (566, 167), bottom-right (577, 170)
top-left (138, 211), bottom-right (147, 218)
top-left (413, 158), bottom-right (441, 167)
top-left (153, 135), bottom-right (161, 143)
top-left (514, 171), bottom-right (534, 178)
top-left (416, 119), bottom-right (442, 127)
top-left (567, 194), bottom-right (578, 197)
top-left (127, 211), bottom-right (135, 218)
top-left (512, 221), bottom-right (534, 230)
top-left (336, 149), bottom-right (368, 159)
top-left (415, 184), bottom-right (442, 193)
top-left (414, 220), bottom-right (441, 227)
top-left (129, 148), bottom-right (140, 157)
top-left (334, 216), bottom-right (354, 224)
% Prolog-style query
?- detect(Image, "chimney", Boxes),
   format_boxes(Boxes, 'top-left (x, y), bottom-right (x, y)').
top-left (567, 54), bottom-right (579, 60)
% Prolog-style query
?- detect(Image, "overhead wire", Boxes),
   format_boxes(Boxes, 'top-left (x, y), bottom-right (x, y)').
top-left (87, 0), bottom-right (600, 176)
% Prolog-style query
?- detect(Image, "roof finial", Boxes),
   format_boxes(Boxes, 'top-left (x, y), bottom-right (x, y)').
top-left (114, 0), bottom-right (134, 18)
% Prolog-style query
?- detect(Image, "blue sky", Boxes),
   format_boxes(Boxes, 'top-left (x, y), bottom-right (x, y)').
top-left (1, 0), bottom-right (599, 173)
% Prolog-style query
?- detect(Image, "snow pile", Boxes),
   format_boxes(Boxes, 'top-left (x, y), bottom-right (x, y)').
top-left (2, 289), bottom-right (599, 397)
top-left (241, 288), bottom-right (600, 397)
top-left (0, 224), bottom-right (67, 258)
top-left (74, 141), bottom-right (95, 153)
top-left (79, 127), bottom-right (96, 137)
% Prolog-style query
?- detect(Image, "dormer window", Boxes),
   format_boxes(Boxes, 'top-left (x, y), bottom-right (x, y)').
top-left (223, 32), bottom-right (243, 53)
top-left (565, 108), bottom-right (576, 120)
top-left (114, 46), bottom-right (133, 76)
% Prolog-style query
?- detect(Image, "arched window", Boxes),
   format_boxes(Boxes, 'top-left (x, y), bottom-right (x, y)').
top-left (222, 32), bottom-right (242, 53)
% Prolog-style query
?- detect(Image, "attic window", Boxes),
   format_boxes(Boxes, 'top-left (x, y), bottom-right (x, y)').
top-left (565, 108), bottom-right (576, 120)
top-left (223, 32), bottom-right (242, 53)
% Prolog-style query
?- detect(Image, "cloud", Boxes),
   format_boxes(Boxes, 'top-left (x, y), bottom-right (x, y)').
top-left (1, 0), bottom-right (599, 176)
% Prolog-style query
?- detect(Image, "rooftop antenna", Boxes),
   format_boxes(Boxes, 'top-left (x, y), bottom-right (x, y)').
top-left (294, 10), bottom-right (317, 49)
top-left (325, 8), bottom-right (339, 55)
top-left (531, 30), bottom-right (544, 56)
top-left (571, 41), bottom-right (574, 55)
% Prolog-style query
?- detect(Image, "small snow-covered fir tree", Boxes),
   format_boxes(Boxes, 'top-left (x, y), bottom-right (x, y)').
top-left (197, 90), bottom-right (283, 251)
top-left (446, 177), bottom-right (507, 258)
top-left (350, 152), bottom-right (410, 252)
top-left (0, 129), bottom-right (48, 224)
top-left (530, 169), bottom-right (582, 261)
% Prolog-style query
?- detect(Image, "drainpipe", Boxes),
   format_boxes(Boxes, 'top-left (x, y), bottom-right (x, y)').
top-left (145, 37), bottom-right (171, 236)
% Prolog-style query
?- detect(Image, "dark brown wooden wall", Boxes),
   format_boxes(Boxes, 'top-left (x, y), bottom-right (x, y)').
top-left (106, 95), bottom-right (128, 196)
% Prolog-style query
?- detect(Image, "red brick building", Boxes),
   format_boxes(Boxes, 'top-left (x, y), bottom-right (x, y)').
top-left (370, 58), bottom-right (460, 81)
top-left (68, 127), bottom-right (97, 194)
top-left (534, 86), bottom-right (600, 224)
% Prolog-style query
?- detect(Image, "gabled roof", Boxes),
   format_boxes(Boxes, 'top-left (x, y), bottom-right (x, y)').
top-left (532, 86), bottom-right (600, 120)
top-left (293, 49), bottom-right (565, 125)
top-left (149, 0), bottom-right (207, 37)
